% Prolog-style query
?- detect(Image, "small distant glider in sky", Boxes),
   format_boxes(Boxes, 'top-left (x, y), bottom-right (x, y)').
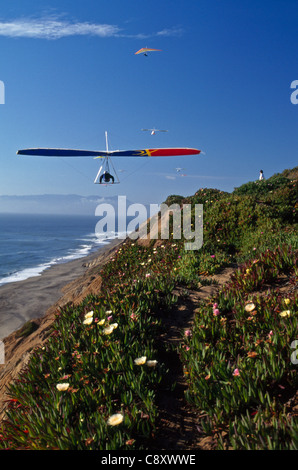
top-left (141, 128), bottom-right (168, 135)
top-left (17, 132), bottom-right (201, 185)
top-left (135, 47), bottom-right (162, 57)
top-left (175, 167), bottom-right (185, 172)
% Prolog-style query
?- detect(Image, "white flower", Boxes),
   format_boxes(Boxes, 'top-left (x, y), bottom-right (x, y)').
top-left (244, 303), bottom-right (256, 312)
top-left (134, 356), bottom-right (147, 365)
top-left (107, 413), bottom-right (124, 426)
top-left (84, 310), bottom-right (94, 319)
top-left (56, 383), bottom-right (70, 391)
top-left (103, 323), bottom-right (118, 335)
top-left (146, 360), bottom-right (158, 367)
top-left (103, 325), bottom-right (114, 335)
top-left (83, 316), bottom-right (93, 325)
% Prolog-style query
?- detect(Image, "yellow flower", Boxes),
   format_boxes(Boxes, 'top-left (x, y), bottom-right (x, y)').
top-left (134, 356), bottom-right (147, 365)
top-left (56, 383), bottom-right (70, 391)
top-left (280, 310), bottom-right (291, 317)
top-left (98, 319), bottom-right (105, 325)
top-left (284, 299), bottom-right (291, 305)
top-left (246, 268), bottom-right (251, 274)
top-left (107, 413), bottom-right (124, 426)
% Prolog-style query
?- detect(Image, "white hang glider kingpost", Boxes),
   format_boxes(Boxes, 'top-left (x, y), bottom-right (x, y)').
top-left (17, 131), bottom-right (201, 185)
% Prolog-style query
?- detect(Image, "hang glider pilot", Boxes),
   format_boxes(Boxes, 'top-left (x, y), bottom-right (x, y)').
top-left (100, 170), bottom-right (115, 184)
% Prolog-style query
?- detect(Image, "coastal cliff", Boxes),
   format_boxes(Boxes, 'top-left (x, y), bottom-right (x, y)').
top-left (0, 240), bottom-right (124, 421)
top-left (0, 169), bottom-right (297, 450)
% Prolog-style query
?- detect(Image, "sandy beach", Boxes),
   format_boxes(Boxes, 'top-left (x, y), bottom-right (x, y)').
top-left (0, 238), bottom-right (122, 340)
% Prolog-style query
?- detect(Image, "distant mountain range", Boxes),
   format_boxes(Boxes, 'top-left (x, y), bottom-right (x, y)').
top-left (0, 194), bottom-right (143, 215)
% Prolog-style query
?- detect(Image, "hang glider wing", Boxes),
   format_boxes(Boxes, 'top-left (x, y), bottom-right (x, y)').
top-left (17, 148), bottom-right (104, 157)
top-left (135, 48), bottom-right (162, 55)
top-left (17, 148), bottom-right (201, 157)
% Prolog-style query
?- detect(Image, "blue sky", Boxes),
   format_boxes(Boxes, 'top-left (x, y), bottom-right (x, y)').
top-left (1, 0), bottom-right (297, 206)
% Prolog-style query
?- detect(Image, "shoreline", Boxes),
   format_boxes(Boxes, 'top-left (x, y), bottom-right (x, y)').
top-left (0, 237), bottom-right (123, 340)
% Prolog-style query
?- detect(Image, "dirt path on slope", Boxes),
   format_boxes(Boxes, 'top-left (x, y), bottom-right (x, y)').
top-left (151, 268), bottom-right (235, 451)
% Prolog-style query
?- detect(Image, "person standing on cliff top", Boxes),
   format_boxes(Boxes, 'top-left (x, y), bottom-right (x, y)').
top-left (259, 170), bottom-right (264, 181)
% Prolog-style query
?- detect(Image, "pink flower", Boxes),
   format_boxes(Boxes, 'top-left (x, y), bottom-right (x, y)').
top-left (213, 303), bottom-right (218, 309)
top-left (232, 368), bottom-right (240, 377)
top-left (184, 329), bottom-right (192, 337)
top-left (268, 330), bottom-right (273, 337)
top-left (213, 309), bottom-right (220, 316)
top-left (210, 255), bottom-right (215, 258)
top-left (145, 273), bottom-right (151, 278)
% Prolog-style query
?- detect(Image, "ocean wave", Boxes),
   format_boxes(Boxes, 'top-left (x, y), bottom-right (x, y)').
top-left (0, 227), bottom-right (131, 287)
top-left (0, 263), bottom-right (54, 286)
top-left (0, 239), bottom-right (109, 287)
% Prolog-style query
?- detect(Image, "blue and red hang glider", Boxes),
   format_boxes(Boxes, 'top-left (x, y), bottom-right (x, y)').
top-left (17, 147), bottom-right (200, 158)
top-left (17, 132), bottom-right (201, 185)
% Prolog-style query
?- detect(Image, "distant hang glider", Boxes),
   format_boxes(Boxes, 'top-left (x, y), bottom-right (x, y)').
top-left (17, 132), bottom-right (201, 185)
top-left (142, 128), bottom-right (168, 135)
top-left (135, 47), bottom-right (162, 56)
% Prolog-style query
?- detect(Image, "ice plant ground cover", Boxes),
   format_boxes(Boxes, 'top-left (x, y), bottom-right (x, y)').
top-left (0, 242), bottom-right (181, 450)
top-left (0, 167), bottom-right (297, 450)
top-left (180, 245), bottom-right (298, 449)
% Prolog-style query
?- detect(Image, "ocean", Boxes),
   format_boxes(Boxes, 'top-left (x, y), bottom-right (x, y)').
top-left (0, 213), bottom-right (120, 287)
